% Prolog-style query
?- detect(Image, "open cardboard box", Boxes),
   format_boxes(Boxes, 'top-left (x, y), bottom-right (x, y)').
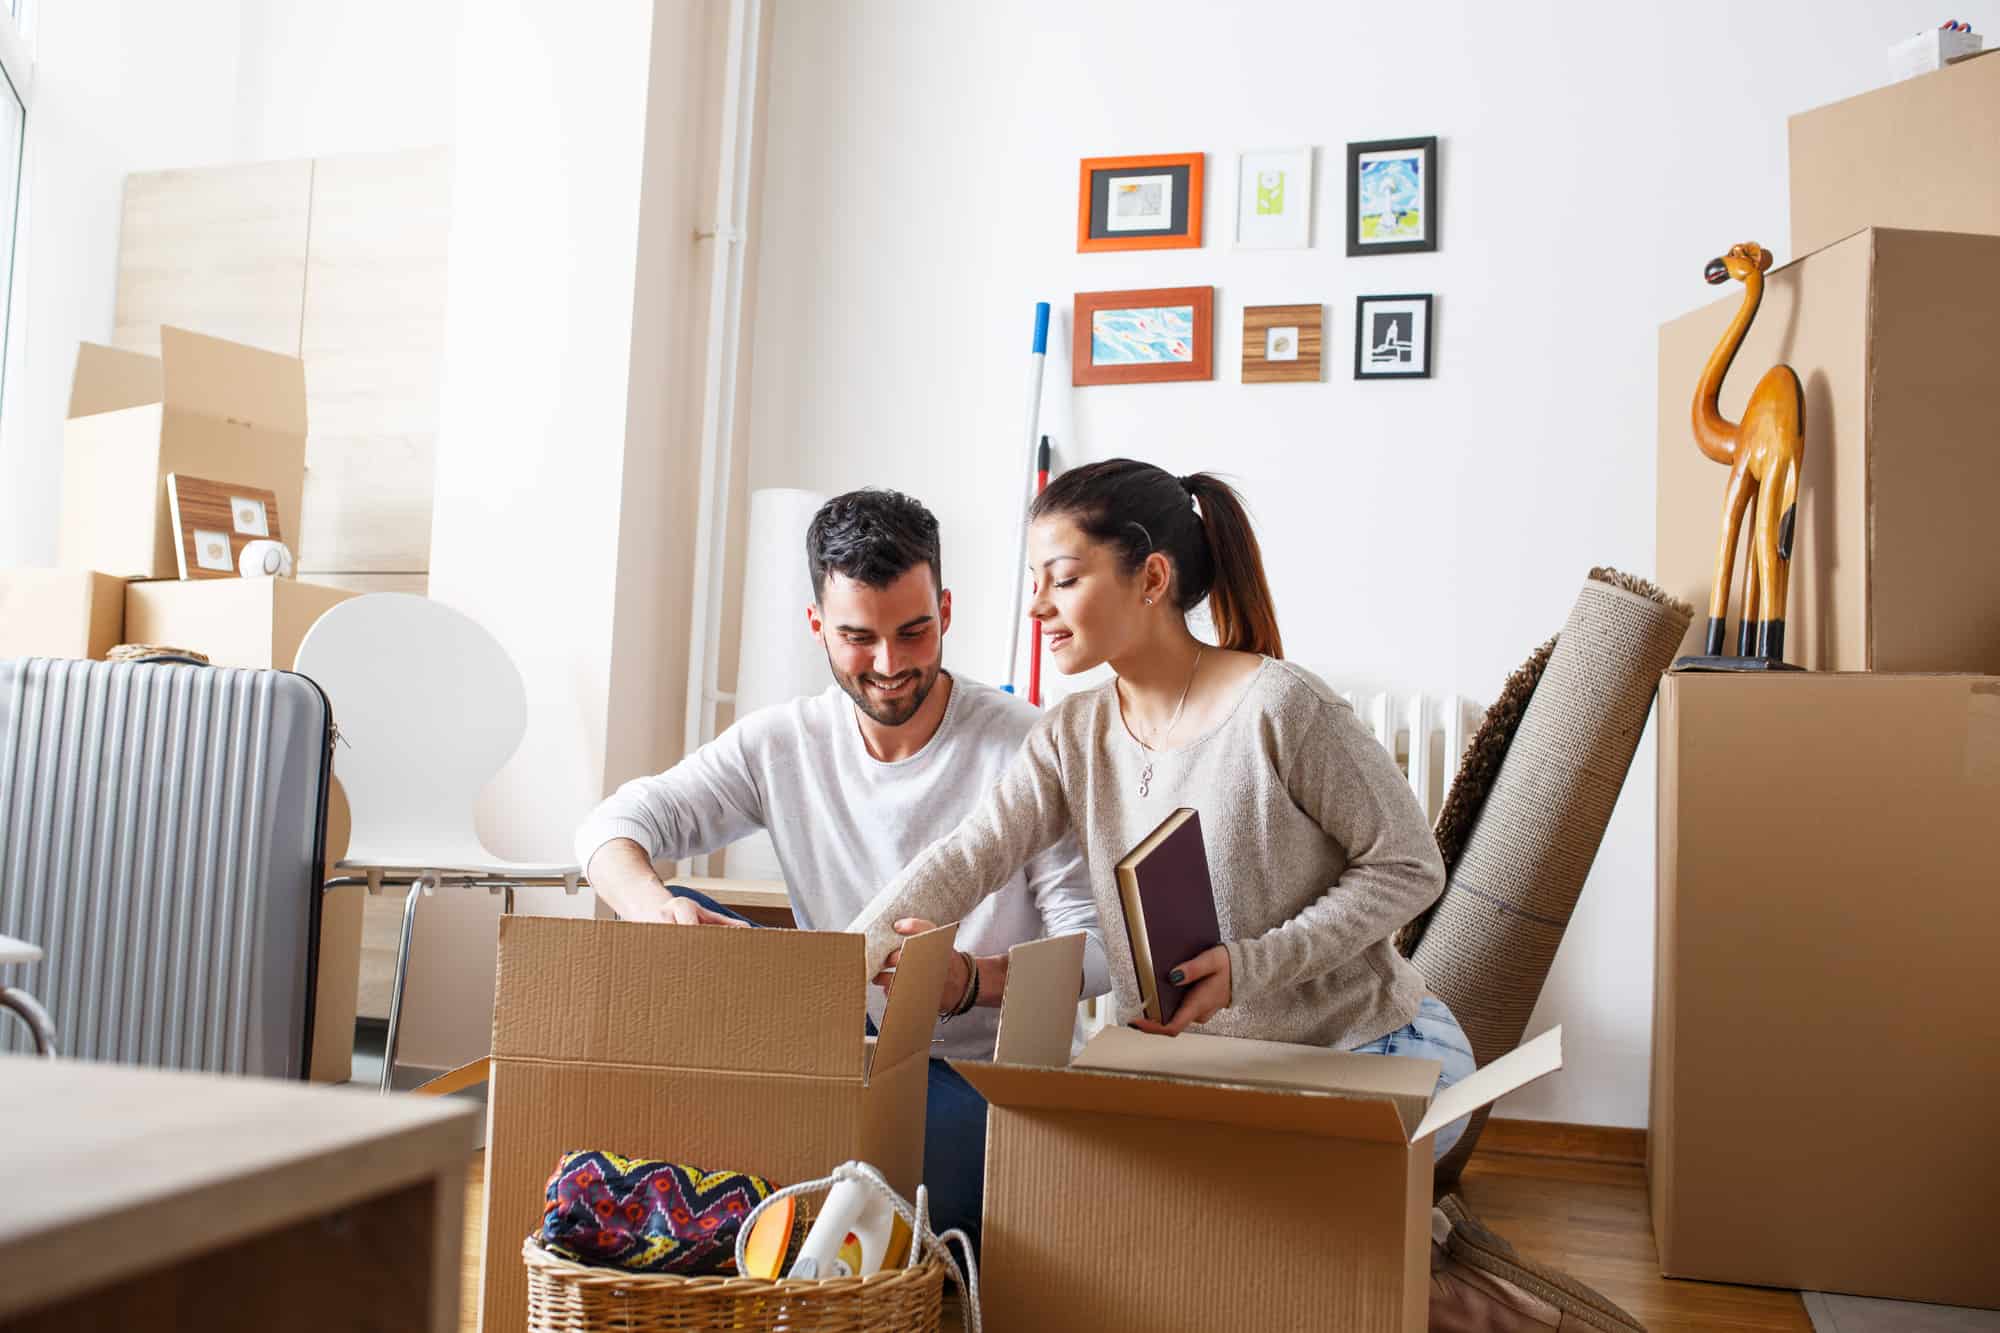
top-left (61, 328), bottom-right (308, 581)
top-left (471, 914), bottom-right (952, 1333)
top-left (957, 935), bottom-right (1562, 1332)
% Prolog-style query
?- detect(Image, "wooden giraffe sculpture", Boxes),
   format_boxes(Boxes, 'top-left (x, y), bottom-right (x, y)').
top-left (1692, 241), bottom-right (1805, 661)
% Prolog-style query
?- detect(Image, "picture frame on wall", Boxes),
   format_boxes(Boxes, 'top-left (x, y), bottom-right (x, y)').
top-left (1354, 293), bottom-right (1434, 379)
top-left (166, 473), bottom-right (284, 579)
top-left (1077, 153), bottom-right (1205, 253)
top-left (1346, 135), bottom-right (1438, 256)
top-left (1073, 286), bottom-right (1215, 386)
top-left (1234, 147), bottom-right (1313, 250)
top-left (1241, 304), bottom-right (1322, 383)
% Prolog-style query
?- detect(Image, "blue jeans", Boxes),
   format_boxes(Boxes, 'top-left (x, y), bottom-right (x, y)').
top-left (1348, 993), bottom-right (1478, 1160)
top-left (665, 884), bottom-right (988, 1249)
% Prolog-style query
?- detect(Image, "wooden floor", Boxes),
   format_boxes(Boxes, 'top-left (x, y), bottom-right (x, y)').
top-left (460, 1141), bottom-right (1813, 1332)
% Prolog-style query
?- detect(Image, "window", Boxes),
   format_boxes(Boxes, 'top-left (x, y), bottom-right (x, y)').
top-left (0, 4), bottom-right (27, 424)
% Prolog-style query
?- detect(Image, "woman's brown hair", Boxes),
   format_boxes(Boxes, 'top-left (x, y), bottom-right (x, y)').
top-left (1028, 458), bottom-right (1283, 658)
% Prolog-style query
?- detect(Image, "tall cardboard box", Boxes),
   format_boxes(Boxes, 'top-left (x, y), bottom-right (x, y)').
top-left (1657, 227), bottom-right (2000, 672)
top-left (476, 916), bottom-right (951, 1333)
top-left (0, 571), bottom-right (126, 660)
top-left (960, 936), bottom-right (1561, 1332)
top-left (1790, 52), bottom-right (2000, 258)
top-left (1651, 672), bottom-right (2000, 1308)
top-left (123, 576), bottom-right (351, 670)
top-left (61, 328), bottom-right (308, 580)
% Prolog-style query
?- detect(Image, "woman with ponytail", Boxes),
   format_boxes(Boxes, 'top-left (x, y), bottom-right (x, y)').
top-left (851, 458), bottom-right (1475, 1158)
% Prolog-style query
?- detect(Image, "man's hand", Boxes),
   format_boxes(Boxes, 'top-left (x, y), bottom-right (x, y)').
top-left (640, 895), bottom-right (750, 928)
top-left (871, 916), bottom-right (973, 1014)
top-left (1131, 944), bottom-right (1231, 1037)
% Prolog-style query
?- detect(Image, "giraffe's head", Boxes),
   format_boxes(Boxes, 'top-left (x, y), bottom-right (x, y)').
top-left (1704, 242), bottom-right (1774, 286)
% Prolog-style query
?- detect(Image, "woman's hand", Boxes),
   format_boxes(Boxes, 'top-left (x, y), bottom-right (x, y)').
top-left (870, 917), bottom-right (972, 1014)
top-left (1131, 945), bottom-right (1232, 1037)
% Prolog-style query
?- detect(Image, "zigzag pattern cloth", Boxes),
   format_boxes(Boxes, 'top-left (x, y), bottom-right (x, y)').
top-left (541, 1148), bottom-right (775, 1275)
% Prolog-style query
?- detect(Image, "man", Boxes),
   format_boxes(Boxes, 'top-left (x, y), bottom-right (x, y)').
top-left (576, 487), bottom-right (1110, 1248)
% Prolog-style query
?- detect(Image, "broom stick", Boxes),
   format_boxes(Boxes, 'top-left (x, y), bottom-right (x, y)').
top-left (1003, 302), bottom-right (1050, 694)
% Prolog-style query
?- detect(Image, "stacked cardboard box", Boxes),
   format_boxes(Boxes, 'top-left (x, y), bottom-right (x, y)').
top-left (1652, 56), bottom-right (2000, 1309)
top-left (4, 326), bottom-right (361, 1083)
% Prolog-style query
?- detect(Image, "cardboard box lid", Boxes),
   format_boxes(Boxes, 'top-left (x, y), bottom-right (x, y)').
top-left (66, 327), bottom-right (308, 437)
top-left (488, 914), bottom-right (950, 1083)
top-left (966, 935), bottom-right (1562, 1146)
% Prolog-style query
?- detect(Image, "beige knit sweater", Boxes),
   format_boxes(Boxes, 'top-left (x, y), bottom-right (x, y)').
top-left (850, 658), bottom-right (1446, 1049)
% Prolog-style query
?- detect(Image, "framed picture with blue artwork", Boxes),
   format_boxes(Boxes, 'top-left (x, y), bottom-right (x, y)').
top-left (1072, 286), bottom-right (1214, 386)
top-left (1354, 293), bottom-right (1434, 379)
top-left (1346, 136), bottom-right (1438, 256)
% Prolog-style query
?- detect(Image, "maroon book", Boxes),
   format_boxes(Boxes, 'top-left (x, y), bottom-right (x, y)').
top-left (1114, 808), bottom-right (1222, 1024)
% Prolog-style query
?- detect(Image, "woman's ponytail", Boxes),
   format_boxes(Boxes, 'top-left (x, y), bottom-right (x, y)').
top-left (1179, 472), bottom-right (1283, 659)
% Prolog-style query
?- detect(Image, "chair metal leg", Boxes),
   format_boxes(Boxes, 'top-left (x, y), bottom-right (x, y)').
top-left (1, 987), bottom-right (58, 1057)
top-left (380, 875), bottom-right (428, 1093)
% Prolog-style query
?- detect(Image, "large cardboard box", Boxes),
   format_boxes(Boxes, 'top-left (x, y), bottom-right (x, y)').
top-left (61, 328), bottom-right (308, 580)
top-left (476, 916), bottom-right (951, 1333)
top-left (1657, 227), bottom-right (2000, 673)
top-left (124, 576), bottom-right (351, 670)
top-left (0, 570), bottom-right (126, 660)
top-left (1790, 52), bottom-right (2000, 259)
top-left (958, 935), bottom-right (1561, 1332)
top-left (1651, 672), bottom-right (2000, 1308)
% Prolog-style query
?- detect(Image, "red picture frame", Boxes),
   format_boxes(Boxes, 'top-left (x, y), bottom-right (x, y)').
top-left (1076, 153), bottom-right (1205, 253)
top-left (1072, 287), bottom-right (1215, 387)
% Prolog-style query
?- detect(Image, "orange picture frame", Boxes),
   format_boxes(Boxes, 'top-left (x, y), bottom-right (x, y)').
top-left (1076, 153), bottom-right (1205, 253)
top-left (1072, 287), bottom-right (1215, 387)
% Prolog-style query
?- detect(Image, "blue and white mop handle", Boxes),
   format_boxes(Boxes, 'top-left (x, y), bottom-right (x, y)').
top-left (1003, 302), bottom-right (1051, 694)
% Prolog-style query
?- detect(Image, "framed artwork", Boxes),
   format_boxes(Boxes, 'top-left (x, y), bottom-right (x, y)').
top-left (1234, 147), bottom-right (1313, 250)
top-left (1073, 286), bottom-right (1214, 386)
top-left (1346, 136), bottom-right (1438, 256)
top-left (1354, 294), bottom-right (1434, 380)
top-left (1241, 304), bottom-right (1322, 383)
top-left (1077, 153), bottom-right (1205, 253)
top-left (166, 473), bottom-right (284, 579)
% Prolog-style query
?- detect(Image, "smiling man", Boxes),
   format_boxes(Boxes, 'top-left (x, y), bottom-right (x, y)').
top-left (575, 487), bottom-right (1109, 1249)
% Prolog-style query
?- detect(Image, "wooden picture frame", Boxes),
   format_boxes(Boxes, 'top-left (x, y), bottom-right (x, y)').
top-left (166, 473), bottom-right (284, 580)
top-left (1354, 293), bottom-right (1435, 380)
top-left (1241, 304), bottom-right (1323, 383)
top-left (1073, 287), bottom-right (1214, 386)
top-left (1346, 136), bottom-right (1439, 256)
top-left (1077, 153), bottom-right (1205, 253)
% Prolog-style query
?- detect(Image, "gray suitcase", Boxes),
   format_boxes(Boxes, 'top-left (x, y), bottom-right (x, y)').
top-left (0, 657), bottom-right (334, 1076)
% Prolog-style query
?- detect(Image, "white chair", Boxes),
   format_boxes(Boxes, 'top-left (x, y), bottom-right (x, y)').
top-left (0, 933), bottom-right (56, 1057)
top-left (294, 593), bottom-right (581, 1091)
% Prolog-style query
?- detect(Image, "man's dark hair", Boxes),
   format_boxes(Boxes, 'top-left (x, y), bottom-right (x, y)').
top-left (806, 488), bottom-right (942, 602)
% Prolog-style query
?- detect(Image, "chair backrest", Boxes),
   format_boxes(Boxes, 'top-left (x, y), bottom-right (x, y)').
top-left (293, 594), bottom-right (523, 865)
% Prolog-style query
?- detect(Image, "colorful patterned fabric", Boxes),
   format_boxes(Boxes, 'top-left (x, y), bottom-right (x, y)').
top-left (541, 1149), bottom-right (776, 1275)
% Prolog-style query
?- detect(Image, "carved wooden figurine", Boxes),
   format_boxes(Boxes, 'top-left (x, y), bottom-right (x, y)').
top-left (1691, 241), bottom-right (1805, 662)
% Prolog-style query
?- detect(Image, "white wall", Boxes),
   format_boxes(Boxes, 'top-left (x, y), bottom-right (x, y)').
top-left (744, 0), bottom-right (2000, 1126)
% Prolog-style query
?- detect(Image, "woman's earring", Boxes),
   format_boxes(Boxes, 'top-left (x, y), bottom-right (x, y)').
top-left (1144, 597), bottom-right (1154, 606)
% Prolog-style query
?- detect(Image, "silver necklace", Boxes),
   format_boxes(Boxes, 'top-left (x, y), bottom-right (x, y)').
top-left (1135, 648), bottom-right (1202, 798)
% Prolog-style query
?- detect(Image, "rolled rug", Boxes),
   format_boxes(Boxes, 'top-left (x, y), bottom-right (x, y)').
top-left (1414, 567), bottom-right (1691, 1183)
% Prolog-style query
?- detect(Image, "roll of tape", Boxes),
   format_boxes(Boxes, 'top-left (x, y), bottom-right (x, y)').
top-left (238, 539), bottom-right (295, 579)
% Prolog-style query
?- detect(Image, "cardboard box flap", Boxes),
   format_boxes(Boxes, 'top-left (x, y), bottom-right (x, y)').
top-left (1411, 1027), bottom-right (1563, 1145)
top-left (955, 1059), bottom-right (1412, 1143)
top-left (866, 923), bottom-right (952, 1080)
top-left (1075, 1026), bottom-right (1440, 1138)
top-left (68, 342), bottom-right (163, 419)
top-left (490, 915), bottom-right (865, 1078)
top-left (158, 326), bottom-right (308, 436)
top-left (992, 933), bottom-right (1087, 1069)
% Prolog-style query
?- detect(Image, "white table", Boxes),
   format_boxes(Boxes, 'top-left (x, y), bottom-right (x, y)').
top-left (0, 1057), bottom-right (478, 1330)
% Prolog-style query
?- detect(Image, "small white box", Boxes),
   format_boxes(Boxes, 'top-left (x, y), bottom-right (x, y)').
top-left (1888, 27), bottom-right (1982, 82)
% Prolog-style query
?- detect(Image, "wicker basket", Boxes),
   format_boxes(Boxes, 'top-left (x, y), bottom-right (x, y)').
top-left (522, 1235), bottom-right (947, 1332)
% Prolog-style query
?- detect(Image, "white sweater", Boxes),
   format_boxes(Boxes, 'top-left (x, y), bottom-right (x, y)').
top-left (574, 675), bottom-right (1110, 1061)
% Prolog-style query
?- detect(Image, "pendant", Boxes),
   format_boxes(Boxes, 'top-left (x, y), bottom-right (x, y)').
top-left (1139, 762), bottom-right (1153, 797)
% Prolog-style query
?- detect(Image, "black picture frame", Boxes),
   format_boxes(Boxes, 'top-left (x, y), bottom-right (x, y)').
top-left (1346, 136), bottom-right (1439, 257)
top-left (1353, 293), bottom-right (1434, 380)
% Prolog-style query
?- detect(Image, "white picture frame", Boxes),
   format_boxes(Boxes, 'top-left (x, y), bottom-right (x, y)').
top-left (1234, 147), bottom-right (1314, 250)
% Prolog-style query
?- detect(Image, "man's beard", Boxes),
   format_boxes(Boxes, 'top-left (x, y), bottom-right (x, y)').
top-left (828, 656), bottom-right (942, 727)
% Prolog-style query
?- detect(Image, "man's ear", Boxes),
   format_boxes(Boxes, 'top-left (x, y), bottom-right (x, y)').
top-left (805, 602), bottom-right (825, 643)
top-left (937, 588), bottom-right (952, 636)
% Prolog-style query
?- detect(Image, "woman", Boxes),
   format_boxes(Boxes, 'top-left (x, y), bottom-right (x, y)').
top-left (849, 459), bottom-right (1476, 1155)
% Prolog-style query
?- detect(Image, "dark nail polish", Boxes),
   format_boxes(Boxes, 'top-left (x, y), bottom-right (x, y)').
top-left (1169, 969), bottom-right (1186, 985)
